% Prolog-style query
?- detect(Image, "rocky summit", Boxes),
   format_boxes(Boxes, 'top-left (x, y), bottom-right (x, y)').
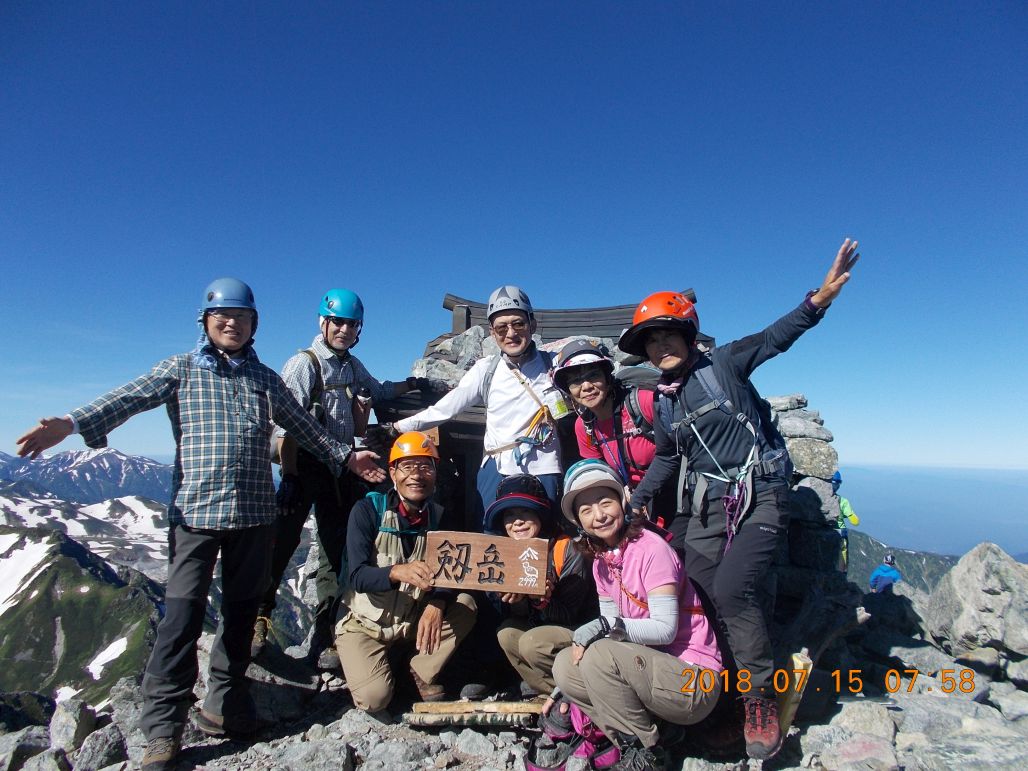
top-left (1, 381), bottom-right (1026, 769)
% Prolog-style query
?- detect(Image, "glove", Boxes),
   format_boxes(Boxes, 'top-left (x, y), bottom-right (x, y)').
top-left (276, 473), bottom-right (303, 512)
top-left (364, 423), bottom-right (400, 457)
top-left (572, 617), bottom-right (611, 648)
top-left (415, 377), bottom-right (451, 396)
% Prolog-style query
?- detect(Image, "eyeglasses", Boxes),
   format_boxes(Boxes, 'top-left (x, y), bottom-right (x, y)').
top-left (209, 310), bottom-right (254, 323)
top-left (394, 460), bottom-right (437, 476)
top-left (325, 316), bottom-right (359, 328)
top-left (566, 368), bottom-right (608, 389)
top-left (491, 320), bottom-right (528, 337)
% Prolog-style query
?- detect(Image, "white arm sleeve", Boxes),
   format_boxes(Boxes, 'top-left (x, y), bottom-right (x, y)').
top-left (618, 594), bottom-right (679, 646)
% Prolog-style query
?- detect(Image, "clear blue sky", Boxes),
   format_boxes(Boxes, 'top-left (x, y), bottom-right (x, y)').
top-left (2, 2), bottom-right (1026, 469)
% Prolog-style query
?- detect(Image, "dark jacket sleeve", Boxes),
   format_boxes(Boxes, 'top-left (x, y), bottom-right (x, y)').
top-left (542, 548), bottom-right (598, 626)
top-left (347, 498), bottom-right (394, 593)
top-left (629, 396), bottom-right (681, 513)
top-left (725, 299), bottom-right (825, 380)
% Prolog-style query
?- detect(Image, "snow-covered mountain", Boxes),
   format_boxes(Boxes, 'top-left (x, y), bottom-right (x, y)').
top-left (0, 448), bottom-right (172, 504)
top-left (0, 525), bottom-right (164, 700)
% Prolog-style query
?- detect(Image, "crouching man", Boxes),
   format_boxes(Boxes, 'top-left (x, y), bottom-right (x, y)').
top-left (336, 431), bottom-right (477, 713)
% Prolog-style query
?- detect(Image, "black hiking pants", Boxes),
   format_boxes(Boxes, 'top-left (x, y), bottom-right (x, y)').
top-left (682, 486), bottom-right (789, 697)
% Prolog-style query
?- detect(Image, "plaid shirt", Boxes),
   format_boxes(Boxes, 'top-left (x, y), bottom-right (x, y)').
top-left (276, 336), bottom-right (396, 445)
top-left (71, 345), bottom-right (352, 530)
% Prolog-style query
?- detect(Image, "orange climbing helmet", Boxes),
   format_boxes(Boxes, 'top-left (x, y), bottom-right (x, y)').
top-left (617, 291), bottom-right (700, 357)
top-left (389, 431), bottom-right (440, 464)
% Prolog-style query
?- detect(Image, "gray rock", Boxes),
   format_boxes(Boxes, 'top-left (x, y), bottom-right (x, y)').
top-left (47, 700), bottom-right (94, 753)
top-left (861, 628), bottom-right (958, 676)
top-left (779, 407), bottom-right (824, 425)
top-left (778, 415), bottom-right (834, 441)
top-left (889, 692), bottom-right (1001, 736)
top-left (410, 358), bottom-right (466, 386)
top-left (993, 687), bottom-right (1028, 721)
top-left (925, 543), bottom-right (1028, 661)
top-left (438, 730), bottom-right (457, 749)
top-left (830, 701), bottom-right (896, 741)
top-left (1006, 655), bottom-right (1028, 687)
top-left (828, 733), bottom-right (898, 770)
top-left (274, 741), bottom-right (355, 770)
top-left (20, 749), bottom-right (69, 771)
top-left (366, 737), bottom-right (432, 765)
top-left (72, 723), bottom-right (127, 771)
top-left (786, 437), bottom-right (838, 478)
top-left (792, 477), bottom-right (840, 525)
top-left (787, 521), bottom-right (843, 571)
top-left (767, 394), bottom-right (808, 411)
top-left (954, 645), bottom-right (1003, 676)
top-left (0, 726), bottom-right (49, 771)
top-left (454, 728), bottom-right (494, 757)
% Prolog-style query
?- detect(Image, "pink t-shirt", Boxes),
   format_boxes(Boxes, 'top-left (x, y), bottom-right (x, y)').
top-left (575, 389), bottom-right (657, 489)
top-left (593, 529), bottom-right (722, 672)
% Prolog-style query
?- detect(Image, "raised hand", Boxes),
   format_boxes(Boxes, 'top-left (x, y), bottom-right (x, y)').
top-left (347, 449), bottom-right (386, 483)
top-left (811, 238), bottom-right (860, 308)
top-left (16, 417), bottom-right (74, 459)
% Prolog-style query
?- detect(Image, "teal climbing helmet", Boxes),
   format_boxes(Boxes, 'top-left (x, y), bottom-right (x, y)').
top-left (560, 459), bottom-right (628, 525)
top-left (319, 288), bottom-right (364, 323)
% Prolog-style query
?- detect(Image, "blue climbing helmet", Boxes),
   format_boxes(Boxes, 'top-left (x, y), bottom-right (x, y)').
top-left (200, 277), bottom-right (258, 332)
top-left (831, 470), bottom-right (843, 493)
top-left (560, 459), bottom-right (629, 538)
top-left (319, 288), bottom-right (364, 347)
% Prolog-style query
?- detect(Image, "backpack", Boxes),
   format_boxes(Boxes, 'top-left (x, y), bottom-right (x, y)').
top-left (614, 365), bottom-right (660, 441)
top-left (271, 349), bottom-right (324, 465)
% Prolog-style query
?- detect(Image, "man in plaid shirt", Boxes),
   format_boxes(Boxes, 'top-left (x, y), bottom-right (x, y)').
top-left (16, 278), bottom-right (385, 771)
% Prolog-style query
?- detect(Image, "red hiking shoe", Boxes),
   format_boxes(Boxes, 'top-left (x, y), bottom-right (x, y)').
top-left (743, 696), bottom-right (783, 760)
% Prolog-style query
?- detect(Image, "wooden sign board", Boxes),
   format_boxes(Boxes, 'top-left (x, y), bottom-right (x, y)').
top-left (425, 531), bottom-right (549, 596)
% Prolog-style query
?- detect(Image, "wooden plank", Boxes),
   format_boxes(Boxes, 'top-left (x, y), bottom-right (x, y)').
top-left (412, 701), bottom-right (543, 715)
top-left (425, 532), bottom-right (549, 596)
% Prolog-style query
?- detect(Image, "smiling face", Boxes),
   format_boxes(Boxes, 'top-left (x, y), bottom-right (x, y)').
top-left (565, 364), bottom-right (612, 411)
top-left (574, 486), bottom-right (626, 547)
top-left (389, 458), bottom-right (437, 505)
top-left (490, 311), bottom-right (535, 358)
top-left (643, 327), bottom-right (692, 373)
top-left (321, 316), bottom-right (360, 352)
top-left (502, 507), bottom-right (543, 540)
top-left (205, 309), bottom-right (254, 353)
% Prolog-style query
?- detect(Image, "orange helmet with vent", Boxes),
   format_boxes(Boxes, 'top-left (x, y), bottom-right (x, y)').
top-left (389, 431), bottom-right (440, 464)
top-left (617, 291), bottom-right (699, 357)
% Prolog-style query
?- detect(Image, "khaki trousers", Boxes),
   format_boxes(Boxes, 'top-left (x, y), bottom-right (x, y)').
top-left (335, 593), bottom-right (476, 712)
top-left (497, 619), bottom-right (573, 694)
top-left (552, 639), bottom-right (720, 747)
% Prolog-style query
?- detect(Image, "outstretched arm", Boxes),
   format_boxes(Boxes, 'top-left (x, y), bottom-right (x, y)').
top-left (810, 238), bottom-right (860, 308)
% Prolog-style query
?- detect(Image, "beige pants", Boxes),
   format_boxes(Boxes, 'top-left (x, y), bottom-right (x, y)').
top-left (553, 639), bottom-right (720, 747)
top-left (497, 619), bottom-right (573, 694)
top-left (335, 593), bottom-right (477, 712)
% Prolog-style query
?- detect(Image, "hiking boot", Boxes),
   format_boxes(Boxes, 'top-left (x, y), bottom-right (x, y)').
top-left (194, 708), bottom-right (258, 738)
top-left (141, 736), bottom-right (180, 770)
top-left (609, 739), bottom-right (665, 771)
top-left (519, 679), bottom-right (541, 699)
top-left (251, 616), bottom-right (271, 658)
top-left (743, 696), bottom-right (783, 760)
top-left (410, 666), bottom-right (446, 702)
top-left (573, 736), bottom-right (620, 769)
top-left (458, 682), bottom-right (492, 701)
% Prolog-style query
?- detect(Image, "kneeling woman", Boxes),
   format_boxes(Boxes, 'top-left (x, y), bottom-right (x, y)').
top-left (551, 460), bottom-right (722, 769)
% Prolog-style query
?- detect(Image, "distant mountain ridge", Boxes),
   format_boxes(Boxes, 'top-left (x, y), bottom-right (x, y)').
top-left (0, 448), bottom-right (172, 504)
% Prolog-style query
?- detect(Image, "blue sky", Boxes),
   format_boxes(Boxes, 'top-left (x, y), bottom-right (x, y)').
top-left (2, 2), bottom-right (1026, 470)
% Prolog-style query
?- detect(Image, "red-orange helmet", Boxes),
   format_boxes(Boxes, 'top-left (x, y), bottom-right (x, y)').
top-left (618, 291), bottom-right (699, 357)
top-left (389, 431), bottom-right (440, 464)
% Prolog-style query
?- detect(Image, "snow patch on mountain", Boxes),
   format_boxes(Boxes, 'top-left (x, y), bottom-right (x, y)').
top-left (86, 637), bottom-right (128, 680)
top-left (0, 535), bottom-right (54, 618)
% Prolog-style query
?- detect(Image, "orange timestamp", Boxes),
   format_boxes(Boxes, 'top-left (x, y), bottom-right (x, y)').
top-left (680, 667), bottom-right (977, 695)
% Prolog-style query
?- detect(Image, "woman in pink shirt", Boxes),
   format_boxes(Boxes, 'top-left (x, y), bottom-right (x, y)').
top-left (548, 460), bottom-right (722, 770)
